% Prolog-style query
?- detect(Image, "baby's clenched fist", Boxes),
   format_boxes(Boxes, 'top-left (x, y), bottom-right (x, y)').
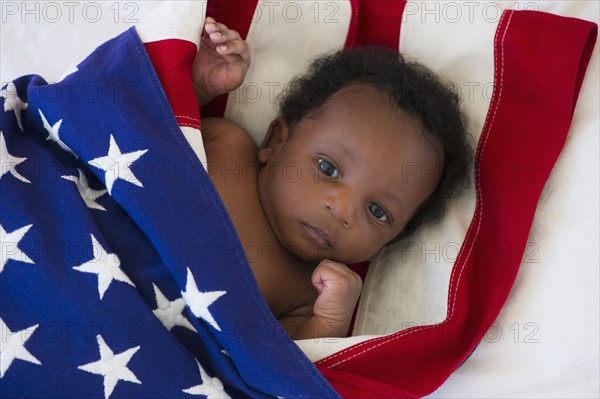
top-left (311, 259), bottom-right (362, 333)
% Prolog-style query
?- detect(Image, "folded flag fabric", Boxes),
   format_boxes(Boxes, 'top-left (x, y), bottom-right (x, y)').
top-left (0, 27), bottom-right (339, 399)
top-left (1, 1), bottom-right (597, 398)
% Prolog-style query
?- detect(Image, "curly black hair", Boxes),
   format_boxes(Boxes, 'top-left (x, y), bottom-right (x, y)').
top-left (278, 46), bottom-right (473, 240)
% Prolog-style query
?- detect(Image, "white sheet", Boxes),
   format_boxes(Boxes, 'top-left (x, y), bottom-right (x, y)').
top-left (2, 1), bottom-right (597, 397)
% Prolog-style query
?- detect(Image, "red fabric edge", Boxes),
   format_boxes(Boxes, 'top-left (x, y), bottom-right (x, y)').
top-left (345, 0), bottom-right (407, 49)
top-left (317, 10), bottom-right (597, 398)
top-left (144, 40), bottom-right (201, 130)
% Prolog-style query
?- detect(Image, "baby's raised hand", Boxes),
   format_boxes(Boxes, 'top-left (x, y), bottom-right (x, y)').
top-left (311, 260), bottom-right (363, 337)
top-left (193, 17), bottom-right (251, 106)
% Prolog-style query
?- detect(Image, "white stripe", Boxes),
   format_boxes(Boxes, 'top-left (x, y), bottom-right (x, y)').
top-left (295, 335), bottom-right (380, 363)
top-left (136, 0), bottom-right (206, 47)
top-left (224, 0), bottom-right (352, 144)
top-left (181, 126), bottom-right (207, 170)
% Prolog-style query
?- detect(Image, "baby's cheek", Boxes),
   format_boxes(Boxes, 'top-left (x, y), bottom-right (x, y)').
top-left (363, 230), bottom-right (396, 259)
top-left (338, 234), bottom-right (381, 264)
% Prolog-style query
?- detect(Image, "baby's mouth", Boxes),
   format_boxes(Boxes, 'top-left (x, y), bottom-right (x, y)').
top-left (302, 224), bottom-right (333, 250)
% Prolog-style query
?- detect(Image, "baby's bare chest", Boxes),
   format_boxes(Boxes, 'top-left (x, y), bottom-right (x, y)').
top-left (204, 142), bottom-right (316, 318)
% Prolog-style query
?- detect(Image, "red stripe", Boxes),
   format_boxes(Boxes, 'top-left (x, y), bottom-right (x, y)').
top-left (144, 40), bottom-right (201, 130)
top-left (345, 0), bottom-right (407, 49)
top-left (319, 10), bottom-right (597, 398)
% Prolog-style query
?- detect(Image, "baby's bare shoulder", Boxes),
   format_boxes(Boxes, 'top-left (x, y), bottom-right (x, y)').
top-left (201, 117), bottom-right (256, 149)
top-left (201, 117), bottom-right (259, 192)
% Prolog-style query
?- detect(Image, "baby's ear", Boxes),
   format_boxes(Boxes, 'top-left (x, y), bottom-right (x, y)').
top-left (258, 117), bottom-right (290, 164)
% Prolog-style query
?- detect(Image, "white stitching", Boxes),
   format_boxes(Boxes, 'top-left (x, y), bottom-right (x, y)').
top-left (447, 9), bottom-right (514, 320)
top-left (175, 115), bottom-right (201, 130)
top-left (175, 115), bottom-right (200, 122)
top-left (178, 122), bottom-right (201, 129)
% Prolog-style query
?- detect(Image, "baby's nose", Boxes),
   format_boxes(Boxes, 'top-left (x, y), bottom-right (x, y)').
top-left (324, 190), bottom-right (356, 228)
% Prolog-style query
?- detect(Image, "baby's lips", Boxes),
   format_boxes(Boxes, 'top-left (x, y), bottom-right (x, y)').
top-left (303, 224), bottom-right (333, 250)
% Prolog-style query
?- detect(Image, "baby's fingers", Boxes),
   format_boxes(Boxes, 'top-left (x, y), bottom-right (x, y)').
top-left (204, 17), bottom-right (241, 42)
top-left (217, 39), bottom-right (251, 67)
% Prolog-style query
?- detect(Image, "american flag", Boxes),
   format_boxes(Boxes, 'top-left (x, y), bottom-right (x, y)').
top-left (0, 26), bottom-right (339, 399)
top-left (1, 1), bottom-right (596, 398)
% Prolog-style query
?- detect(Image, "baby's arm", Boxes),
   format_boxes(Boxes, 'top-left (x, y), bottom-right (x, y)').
top-left (193, 17), bottom-right (251, 106)
top-left (282, 260), bottom-right (363, 340)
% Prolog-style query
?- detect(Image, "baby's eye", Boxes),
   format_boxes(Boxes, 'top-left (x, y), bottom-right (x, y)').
top-left (368, 203), bottom-right (388, 222)
top-left (318, 158), bottom-right (339, 178)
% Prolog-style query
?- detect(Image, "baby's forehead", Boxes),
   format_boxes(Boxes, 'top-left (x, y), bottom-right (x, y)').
top-left (325, 83), bottom-right (393, 109)
top-left (318, 84), bottom-right (423, 134)
top-left (322, 84), bottom-right (418, 125)
top-left (330, 84), bottom-right (443, 158)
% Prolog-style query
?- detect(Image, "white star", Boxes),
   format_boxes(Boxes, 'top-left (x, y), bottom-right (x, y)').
top-left (0, 318), bottom-right (41, 378)
top-left (0, 131), bottom-right (31, 183)
top-left (181, 268), bottom-right (226, 332)
top-left (182, 360), bottom-right (231, 398)
top-left (88, 134), bottom-right (148, 195)
top-left (1, 82), bottom-right (28, 131)
top-left (152, 284), bottom-right (197, 332)
top-left (73, 234), bottom-right (135, 300)
top-left (78, 335), bottom-right (141, 399)
top-left (61, 169), bottom-right (108, 211)
top-left (39, 109), bottom-right (76, 156)
top-left (0, 223), bottom-right (34, 274)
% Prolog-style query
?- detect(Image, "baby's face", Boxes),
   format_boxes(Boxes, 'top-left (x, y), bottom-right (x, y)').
top-left (258, 84), bottom-right (442, 264)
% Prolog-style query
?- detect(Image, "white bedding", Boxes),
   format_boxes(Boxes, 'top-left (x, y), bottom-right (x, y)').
top-left (2, 1), bottom-right (598, 397)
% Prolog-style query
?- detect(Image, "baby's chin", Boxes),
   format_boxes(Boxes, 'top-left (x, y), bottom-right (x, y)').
top-left (281, 240), bottom-right (334, 264)
top-left (283, 241), bottom-right (367, 266)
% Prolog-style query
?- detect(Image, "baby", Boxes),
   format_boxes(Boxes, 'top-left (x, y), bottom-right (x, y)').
top-left (193, 18), bottom-right (471, 339)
